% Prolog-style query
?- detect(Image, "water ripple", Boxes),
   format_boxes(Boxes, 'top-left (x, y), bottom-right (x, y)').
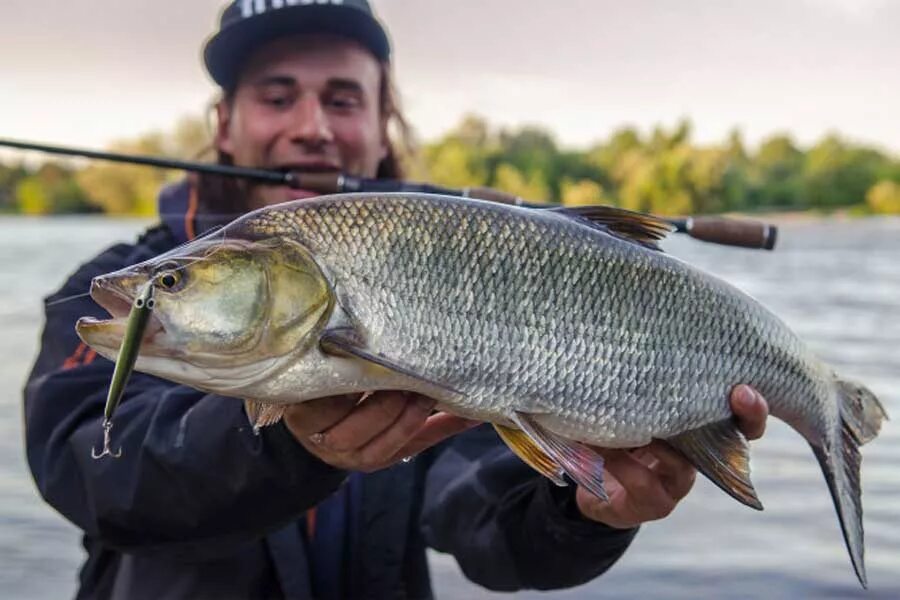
top-left (4, 216), bottom-right (900, 598)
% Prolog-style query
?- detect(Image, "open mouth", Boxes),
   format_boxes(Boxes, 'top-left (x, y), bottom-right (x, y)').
top-left (75, 277), bottom-right (167, 354)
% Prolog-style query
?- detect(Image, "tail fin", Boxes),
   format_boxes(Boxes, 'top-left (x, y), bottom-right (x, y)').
top-left (811, 378), bottom-right (887, 588)
top-left (837, 379), bottom-right (888, 446)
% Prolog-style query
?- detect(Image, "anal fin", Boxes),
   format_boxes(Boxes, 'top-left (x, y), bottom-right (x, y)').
top-left (243, 399), bottom-right (286, 435)
top-left (494, 424), bottom-right (567, 487)
top-left (666, 419), bottom-right (763, 510)
top-left (244, 399), bottom-right (263, 427)
top-left (512, 412), bottom-right (609, 502)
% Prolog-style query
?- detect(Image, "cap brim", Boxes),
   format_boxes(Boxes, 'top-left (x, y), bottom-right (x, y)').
top-left (204, 5), bottom-right (390, 89)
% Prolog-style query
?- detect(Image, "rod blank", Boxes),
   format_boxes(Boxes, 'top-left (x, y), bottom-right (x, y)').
top-left (0, 137), bottom-right (777, 250)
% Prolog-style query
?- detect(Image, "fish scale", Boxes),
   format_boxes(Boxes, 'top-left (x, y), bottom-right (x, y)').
top-left (243, 195), bottom-right (822, 442)
top-left (80, 192), bottom-right (886, 586)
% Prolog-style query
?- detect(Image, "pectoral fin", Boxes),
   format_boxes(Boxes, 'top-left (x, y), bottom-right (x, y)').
top-left (666, 419), bottom-right (763, 510)
top-left (512, 412), bottom-right (609, 502)
top-left (494, 424), bottom-right (567, 486)
top-left (319, 327), bottom-right (463, 400)
top-left (243, 400), bottom-right (286, 434)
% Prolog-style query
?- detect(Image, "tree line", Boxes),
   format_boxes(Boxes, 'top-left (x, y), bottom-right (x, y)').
top-left (2, 114), bottom-right (899, 216)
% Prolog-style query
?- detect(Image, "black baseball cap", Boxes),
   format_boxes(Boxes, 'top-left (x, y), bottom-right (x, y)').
top-left (203, 0), bottom-right (391, 90)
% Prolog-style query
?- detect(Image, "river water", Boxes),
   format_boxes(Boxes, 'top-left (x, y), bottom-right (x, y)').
top-left (1, 215), bottom-right (898, 599)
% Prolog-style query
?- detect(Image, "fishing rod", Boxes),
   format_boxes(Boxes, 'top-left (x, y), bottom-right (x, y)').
top-left (0, 137), bottom-right (777, 250)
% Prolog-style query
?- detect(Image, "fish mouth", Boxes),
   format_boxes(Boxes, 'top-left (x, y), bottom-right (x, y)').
top-left (75, 277), bottom-right (169, 359)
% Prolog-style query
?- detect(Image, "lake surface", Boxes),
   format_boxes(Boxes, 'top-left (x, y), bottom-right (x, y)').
top-left (1, 215), bottom-right (898, 599)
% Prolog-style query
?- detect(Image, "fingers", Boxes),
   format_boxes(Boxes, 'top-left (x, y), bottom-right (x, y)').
top-left (730, 384), bottom-right (769, 440)
top-left (285, 392), bottom-right (478, 473)
top-left (282, 394), bottom-right (360, 438)
top-left (640, 441), bottom-right (696, 501)
top-left (352, 397), bottom-right (438, 469)
top-left (387, 412), bottom-right (481, 463)
top-left (578, 383), bottom-right (769, 529)
top-left (602, 450), bottom-right (678, 521)
top-left (316, 391), bottom-right (413, 451)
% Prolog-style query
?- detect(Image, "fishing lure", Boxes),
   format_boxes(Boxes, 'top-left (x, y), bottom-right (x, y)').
top-left (91, 282), bottom-right (156, 459)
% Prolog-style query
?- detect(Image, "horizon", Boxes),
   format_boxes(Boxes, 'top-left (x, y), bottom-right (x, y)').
top-left (1, 0), bottom-right (898, 162)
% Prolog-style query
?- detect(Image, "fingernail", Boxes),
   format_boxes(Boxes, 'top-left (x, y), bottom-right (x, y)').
top-left (736, 385), bottom-right (756, 409)
top-left (309, 432), bottom-right (325, 445)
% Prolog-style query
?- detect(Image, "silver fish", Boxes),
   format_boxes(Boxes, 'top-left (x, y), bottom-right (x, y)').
top-left (76, 193), bottom-right (886, 586)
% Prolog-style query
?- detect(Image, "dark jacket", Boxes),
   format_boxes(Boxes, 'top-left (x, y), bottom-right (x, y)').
top-left (24, 181), bottom-right (637, 599)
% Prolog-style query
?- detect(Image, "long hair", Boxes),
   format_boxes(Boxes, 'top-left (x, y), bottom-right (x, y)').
top-left (196, 61), bottom-right (414, 219)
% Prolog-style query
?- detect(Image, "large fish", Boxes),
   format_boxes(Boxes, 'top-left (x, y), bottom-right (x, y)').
top-left (76, 193), bottom-right (886, 586)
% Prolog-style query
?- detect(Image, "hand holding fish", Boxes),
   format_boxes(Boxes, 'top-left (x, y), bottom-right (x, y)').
top-left (576, 385), bottom-right (769, 529)
top-left (77, 194), bottom-right (885, 586)
top-left (283, 391), bottom-right (479, 472)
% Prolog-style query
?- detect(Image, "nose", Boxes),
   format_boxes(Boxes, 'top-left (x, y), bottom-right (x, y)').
top-left (287, 94), bottom-right (334, 147)
top-left (91, 276), bottom-right (108, 294)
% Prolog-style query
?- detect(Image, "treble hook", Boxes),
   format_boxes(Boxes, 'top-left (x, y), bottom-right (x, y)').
top-left (90, 281), bottom-right (155, 460)
top-left (91, 419), bottom-right (123, 459)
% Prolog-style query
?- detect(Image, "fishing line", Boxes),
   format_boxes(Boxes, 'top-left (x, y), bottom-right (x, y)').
top-left (165, 228), bottom-right (231, 274)
top-left (46, 291), bottom-right (93, 307)
top-left (47, 226), bottom-right (230, 308)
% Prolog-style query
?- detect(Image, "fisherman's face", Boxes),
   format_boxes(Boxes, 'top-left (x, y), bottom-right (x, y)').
top-left (216, 35), bottom-right (388, 209)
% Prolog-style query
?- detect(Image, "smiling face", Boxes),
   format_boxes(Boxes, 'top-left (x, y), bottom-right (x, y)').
top-left (215, 34), bottom-right (388, 209)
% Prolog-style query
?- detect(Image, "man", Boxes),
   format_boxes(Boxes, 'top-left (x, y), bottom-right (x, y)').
top-left (24, 1), bottom-right (769, 598)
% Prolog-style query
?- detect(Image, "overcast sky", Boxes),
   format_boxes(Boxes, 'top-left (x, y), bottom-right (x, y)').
top-left (1, 0), bottom-right (898, 159)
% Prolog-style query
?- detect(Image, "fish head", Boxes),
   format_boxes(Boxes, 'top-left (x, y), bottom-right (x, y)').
top-left (76, 233), bottom-right (334, 391)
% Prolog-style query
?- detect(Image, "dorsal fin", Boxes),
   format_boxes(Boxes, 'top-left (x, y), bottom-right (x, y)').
top-left (549, 205), bottom-right (674, 251)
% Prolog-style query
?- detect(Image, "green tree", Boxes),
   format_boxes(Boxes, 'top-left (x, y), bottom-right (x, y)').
top-left (649, 119), bottom-right (692, 153)
top-left (866, 180), bottom-right (900, 214)
top-left (72, 114), bottom-right (208, 216)
top-left (803, 135), bottom-right (886, 209)
top-left (76, 135), bottom-right (174, 215)
top-left (15, 177), bottom-right (49, 215)
top-left (495, 126), bottom-right (560, 200)
top-left (561, 178), bottom-right (611, 207)
top-left (420, 114), bottom-right (495, 189)
top-left (493, 163), bottom-right (550, 202)
top-left (0, 162), bottom-right (29, 212)
top-left (751, 134), bottom-right (804, 208)
top-left (423, 139), bottom-right (487, 189)
top-left (587, 127), bottom-right (643, 176)
top-left (169, 114), bottom-right (214, 159)
top-left (36, 162), bottom-right (93, 213)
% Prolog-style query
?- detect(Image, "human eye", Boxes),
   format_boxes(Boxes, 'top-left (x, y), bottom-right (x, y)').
top-left (324, 90), bottom-right (363, 112)
top-left (257, 85), bottom-right (295, 109)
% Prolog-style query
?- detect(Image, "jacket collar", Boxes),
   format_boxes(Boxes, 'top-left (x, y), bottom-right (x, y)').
top-left (157, 177), bottom-right (235, 244)
top-left (157, 179), bottom-right (197, 245)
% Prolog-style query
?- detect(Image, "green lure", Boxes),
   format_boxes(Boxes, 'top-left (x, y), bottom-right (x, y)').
top-left (91, 282), bottom-right (156, 459)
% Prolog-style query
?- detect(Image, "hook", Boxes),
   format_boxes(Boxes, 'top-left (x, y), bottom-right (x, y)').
top-left (91, 419), bottom-right (123, 459)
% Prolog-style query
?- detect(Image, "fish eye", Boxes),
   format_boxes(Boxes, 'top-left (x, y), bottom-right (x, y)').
top-left (156, 270), bottom-right (182, 290)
